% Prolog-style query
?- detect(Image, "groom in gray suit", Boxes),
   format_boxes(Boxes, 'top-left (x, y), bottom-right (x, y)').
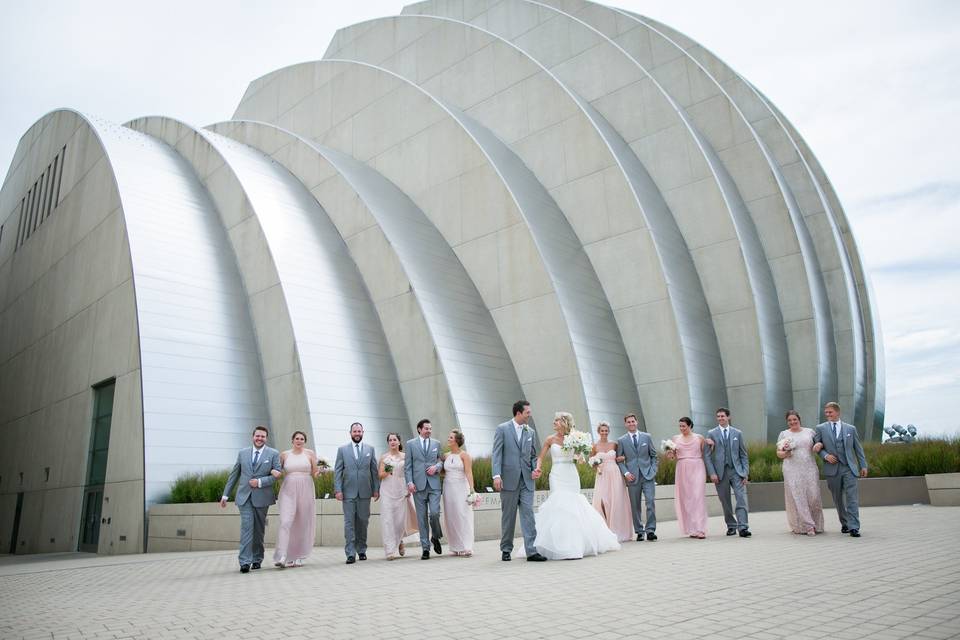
top-left (334, 422), bottom-right (380, 564)
top-left (492, 400), bottom-right (546, 562)
top-left (813, 401), bottom-right (868, 537)
top-left (405, 419), bottom-right (444, 559)
top-left (704, 407), bottom-right (752, 537)
top-left (616, 413), bottom-right (659, 541)
top-left (220, 425), bottom-right (282, 573)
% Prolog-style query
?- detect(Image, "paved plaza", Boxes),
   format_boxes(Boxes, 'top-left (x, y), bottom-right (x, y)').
top-left (1, 506), bottom-right (958, 640)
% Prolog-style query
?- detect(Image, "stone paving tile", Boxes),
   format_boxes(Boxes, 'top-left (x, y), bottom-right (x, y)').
top-left (0, 506), bottom-right (958, 639)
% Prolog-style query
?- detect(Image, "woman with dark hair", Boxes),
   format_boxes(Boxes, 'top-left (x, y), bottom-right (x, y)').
top-left (777, 411), bottom-right (824, 535)
top-left (273, 430), bottom-right (319, 567)
top-left (665, 418), bottom-right (708, 538)
top-left (378, 432), bottom-right (418, 560)
top-left (442, 429), bottom-right (477, 556)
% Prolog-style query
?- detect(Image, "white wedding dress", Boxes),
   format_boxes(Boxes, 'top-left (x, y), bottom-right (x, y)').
top-left (532, 443), bottom-right (620, 559)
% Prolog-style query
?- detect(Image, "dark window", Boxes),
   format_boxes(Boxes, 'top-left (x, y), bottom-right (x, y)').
top-left (47, 155), bottom-right (59, 219)
top-left (15, 198), bottom-right (25, 250)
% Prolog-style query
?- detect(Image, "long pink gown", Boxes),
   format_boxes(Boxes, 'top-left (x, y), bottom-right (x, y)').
top-left (273, 450), bottom-right (316, 562)
top-left (779, 428), bottom-right (825, 534)
top-left (379, 452), bottom-right (418, 558)
top-left (442, 453), bottom-right (475, 554)
top-left (673, 435), bottom-right (708, 537)
top-left (591, 448), bottom-right (634, 542)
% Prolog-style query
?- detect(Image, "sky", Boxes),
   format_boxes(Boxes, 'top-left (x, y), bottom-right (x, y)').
top-left (1, 1), bottom-right (958, 437)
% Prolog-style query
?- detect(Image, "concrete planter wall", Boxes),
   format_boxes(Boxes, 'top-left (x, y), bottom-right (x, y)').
top-left (926, 473), bottom-right (960, 506)
top-left (147, 474), bottom-right (944, 552)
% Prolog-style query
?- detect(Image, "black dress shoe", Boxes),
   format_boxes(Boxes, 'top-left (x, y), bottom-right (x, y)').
top-left (527, 553), bottom-right (547, 562)
top-left (421, 550), bottom-right (430, 560)
top-left (726, 528), bottom-right (737, 536)
top-left (251, 562), bottom-right (261, 570)
top-left (646, 532), bottom-right (658, 541)
top-left (636, 533), bottom-right (644, 541)
top-left (501, 552), bottom-right (511, 561)
top-left (358, 553), bottom-right (367, 561)
top-left (849, 529), bottom-right (861, 537)
top-left (240, 564), bottom-right (250, 573)
top-left (841, 526), bottom-right (850, 534)
top-left (431, 537), bottom-right (442, 554)
top-left (345, 556), bottom-right (356, 564)
top-left (738, 529), bottom-right (752, 537)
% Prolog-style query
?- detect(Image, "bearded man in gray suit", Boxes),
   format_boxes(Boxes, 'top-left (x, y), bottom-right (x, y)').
top-left (813, 401), bottom-right (868, 537)
top-left (616, 413), bottom-right (659, 541)
top-left (334, 422), bottom-right (380, 564)
top-left (220, 425), bottom-right (282, 573)
top-left (704, 407), bottom-right (752, 537)
top-left (492, 400), bottom-right (547, 562)
top-left (405, 419), bottom-right (444, 559)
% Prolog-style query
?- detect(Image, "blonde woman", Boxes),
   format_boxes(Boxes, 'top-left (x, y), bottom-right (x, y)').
top-left (530, 412), bottom-right (620, 560)
top-left (591, 421), bottom-right (634, 542)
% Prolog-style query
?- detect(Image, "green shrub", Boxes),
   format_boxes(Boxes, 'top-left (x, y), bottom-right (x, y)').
top-left (167, 469), bottom-right (232, 504)
top-left (165, 438), bottom-right (960, 502)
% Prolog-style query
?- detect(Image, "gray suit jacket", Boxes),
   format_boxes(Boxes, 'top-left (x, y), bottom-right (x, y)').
top-left (404, 437), bottom-right (443, 491)
top-left (813, 421), bottom-right (867, 476)
top-left (703, 426), bottom-right (750, 478)
top-left (334, 442), bottom-right (380, 499)
top-left (616, 431), bottom-right (658, 482)
top-left (491, 420), bottom-right (540, 492)
top-left (223, 446), bottom-right (281, 508)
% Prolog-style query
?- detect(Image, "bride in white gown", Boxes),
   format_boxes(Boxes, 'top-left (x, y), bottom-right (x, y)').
top-left (531, 412), bottom-right (620, 560)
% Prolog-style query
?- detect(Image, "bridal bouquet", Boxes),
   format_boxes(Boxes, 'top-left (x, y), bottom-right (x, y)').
top-left (660, 439), bottom-right (677, 453)
top-left (466, 491), bottom-right (482, 508)
top-left (587, 454), bottom-right (604, 474)
top-left (562, 429), bottom-right (593, 463)
top-left (776, 437), bottom-right (794, 454)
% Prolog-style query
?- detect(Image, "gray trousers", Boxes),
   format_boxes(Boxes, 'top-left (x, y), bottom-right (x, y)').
top-left (413, 488), bottom-right (443, 550)
top-left (716, 467), bottom-right (749, 530)
top-left (627, 478), bottom-right (657, 534)
top-left (343, 497), bottom-right (371, 557)
top-left (827, 465), bottom-right (861, 530)
top-left (500, 483), bottom-right (537, 555)
top-left (238, 502), bottom-right (268, 566)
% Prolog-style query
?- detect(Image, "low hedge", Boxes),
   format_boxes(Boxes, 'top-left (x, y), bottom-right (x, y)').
top-left (163, 438), bottom-right (960, 502)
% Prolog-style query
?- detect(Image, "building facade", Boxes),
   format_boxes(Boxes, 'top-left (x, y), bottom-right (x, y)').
top-left (0, 1), bottom-right (883, 554)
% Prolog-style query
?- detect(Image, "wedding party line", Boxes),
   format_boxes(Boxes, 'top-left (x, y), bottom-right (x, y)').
top-left (219, 400), bottom-right (868, 572)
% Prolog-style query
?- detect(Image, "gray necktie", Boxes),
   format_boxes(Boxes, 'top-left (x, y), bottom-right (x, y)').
top-left (632, 433), bottom-right (638, 450)
top-left (834, 422), bottom-right (841, 441)
top-left (252, 449), bottom-right (260, 467)
top-left (422, 438), bottom-right (428, 455)
top-left (355, 443), bottom-right (360, 460)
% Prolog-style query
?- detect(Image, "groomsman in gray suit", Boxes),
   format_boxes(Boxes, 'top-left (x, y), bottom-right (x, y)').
top-left (616, 413), bottom-right (659, 541)
top-left (405, 419), bottom-right (444, 559)
top-left (334, 422), bottom-right (380, 564)
top-left (220, 425), bottom-right (282, 573)
top-left (492, 400), bottom-right (547, 562)
top-left (704, 407), bottom-right (752, 537)
top-left (813, 401), bottom-right (868, 537)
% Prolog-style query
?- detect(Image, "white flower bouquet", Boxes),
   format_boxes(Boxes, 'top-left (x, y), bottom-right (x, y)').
top-left (562, 428), bottom-right (593, 463)
top-left (776, 437), bottom-right (794, 454)
top-left (466, 491), bottom-right (482, 507)
top-left (660, 439), bottom-right (677, 453)
top-left (316, 457), bottom-right (331, 472)
top-left (587, 454), bottom-right (603, 474)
